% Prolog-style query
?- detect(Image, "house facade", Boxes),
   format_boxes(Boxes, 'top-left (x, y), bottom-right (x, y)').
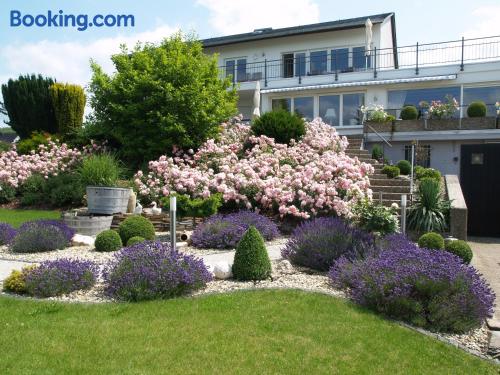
top-left (202, 12), bottom-right (500, 174)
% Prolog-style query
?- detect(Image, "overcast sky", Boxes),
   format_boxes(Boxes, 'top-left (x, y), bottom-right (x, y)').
top-left (0, 0), bottom-right (499, 125)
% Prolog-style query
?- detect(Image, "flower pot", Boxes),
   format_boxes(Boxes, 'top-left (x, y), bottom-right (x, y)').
top-left (86, 186), bottom-right (131, 215)
top-left (62, 211), bottom-right (113, 236)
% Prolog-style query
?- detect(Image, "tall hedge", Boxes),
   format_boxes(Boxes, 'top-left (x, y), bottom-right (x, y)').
top-left (0, 74), bottom-right (57, 138)
top-left (49, 83), bottom-right (86, 136)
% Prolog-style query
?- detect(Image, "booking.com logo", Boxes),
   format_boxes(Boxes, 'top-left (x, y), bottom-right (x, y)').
top-left (10, 10), bottom-right (135, 31)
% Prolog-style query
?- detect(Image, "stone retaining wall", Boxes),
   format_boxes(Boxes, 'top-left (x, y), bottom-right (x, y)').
top-left (445, 175), bottom-right (468, 240)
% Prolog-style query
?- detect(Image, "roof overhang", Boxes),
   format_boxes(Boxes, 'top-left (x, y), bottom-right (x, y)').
top-left (260, 74), bottom-right (457, 94)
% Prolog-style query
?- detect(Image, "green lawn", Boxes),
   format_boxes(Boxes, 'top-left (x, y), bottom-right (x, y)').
top-left (0, 208), bottom-right (60, 227)
top-left (0, 290), bottom-right (497, 374)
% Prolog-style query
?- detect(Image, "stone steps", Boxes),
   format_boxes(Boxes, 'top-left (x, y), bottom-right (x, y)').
top-left (370, 178), bottom-right (411, 187)
top-left (371, 185), bottom-right (411, 193)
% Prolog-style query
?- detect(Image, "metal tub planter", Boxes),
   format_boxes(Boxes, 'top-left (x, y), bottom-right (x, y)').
top-left (62, 211), bottom-right (114, 236)
top-left (86, 186), bottom-right (131, 215)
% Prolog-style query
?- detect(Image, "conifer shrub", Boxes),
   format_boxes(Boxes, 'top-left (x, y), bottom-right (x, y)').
top-left (232, 226), bottom-right (272, 281)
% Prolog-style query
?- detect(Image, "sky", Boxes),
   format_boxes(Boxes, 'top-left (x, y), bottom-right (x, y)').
top-left (0, 0), bottom-right (499, 123)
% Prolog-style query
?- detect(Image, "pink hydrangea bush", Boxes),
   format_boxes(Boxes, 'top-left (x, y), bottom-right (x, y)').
top-left (135, 117), bottom-right (374, 219)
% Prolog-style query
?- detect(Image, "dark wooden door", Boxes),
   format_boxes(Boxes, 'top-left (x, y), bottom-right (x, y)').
top-left (460, 144), bottom-right (500, 237)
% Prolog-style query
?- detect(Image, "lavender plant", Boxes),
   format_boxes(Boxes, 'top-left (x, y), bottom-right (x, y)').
top-left (191, 211), bottom-right (279, 249)
top-left (24, 259), bottom-right (98, 297)
top-left (10, 221), bottom-right (70, 253)
top-left (20, 219), bottom-right (76, 242)
top-left (282, 217), bottom-right (377, 271)
top-left (104, 241), bottom-right (213, 301)
top-left (0, 223), bottom-right (17, 245)
top-left (330, 245), bottom-right (495, 333)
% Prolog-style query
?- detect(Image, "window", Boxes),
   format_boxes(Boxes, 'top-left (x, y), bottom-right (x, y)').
top-left (225, 60), bottom-right (235, 79)
top-left (353, 47), bottom-right (370, 70)
top-left (331, 48), bottom-right (349, 72)
top-left (294, 97), bottom-right (314, 120)
top-left (310, 50), bottom-right (327, 75)
top-left (272, 98), bottom-right (291, 111)
top-left (343, 93), bottom-right (365, 125)
top-left (283, 54), bottom-right (294, 78)
top-left (236, 58), bottom-right (247, 82)
top-left (319, 95), bottom-right (340, 126)
top-left (463, 86), bottom-right (500, 117)
top-left (295, 53), bottom-right (306, 77)
top-left (405, 144), bottom-right (431, 168)
top-left (388, 87), bottom-right (461, 118)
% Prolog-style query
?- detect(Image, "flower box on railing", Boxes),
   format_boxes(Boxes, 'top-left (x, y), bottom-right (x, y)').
top-left (364, 117), bottom-right (497, 133)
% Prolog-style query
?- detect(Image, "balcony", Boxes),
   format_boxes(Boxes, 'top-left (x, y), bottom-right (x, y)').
top-left (220, 35), bottom-right (500, 88)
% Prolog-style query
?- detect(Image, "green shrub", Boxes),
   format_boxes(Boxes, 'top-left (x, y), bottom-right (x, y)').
top-left (353, 200), bottom-right (399, 236)
top-left (118, 216), bottom-right (155, 244)
top-left (396, 160), bottom-right (411, 175)
top-left (418, 232), bottom-right (445, 250)
top-left (2, 265), bottom-right (36, 294)
top-left (415, 167), bottom-right (441, 182)
top-left (407, 178), bottom-right (450, 233)
top-left (371, 144), bottom-right (384, 161)
top-left (79, 154), bottom-right (123, 187)
top-left (251, 109), bottom-right (306, 145)
top-left (49, 83), bottom-right (86, 137)
top-left (16, 131), bottom-right (53, 155)
top-left (95, 230), bottom-right (123, 252)
top-left (126, 236), bottom-right (145, 246)
top-left (161, 193), bottom-right (222, 218)
top-left (400, 105), bottom-right (418, 120)
top-left (232, 226), bottom-right (272, 281)
top-left (0, 141), bottom-right (12, 152)
top-left (0, 183), bottom-right (16, 204)
top-left (381, 165), bottom-right (400, 178)
top-left (445, 240), bottom-right (473, 264)
top-left (19, 174), bottom-right (46, 206)
top-left (467, 101), bottom-right (487, 118)
top-left (46, 173), bottom-right (85, 207)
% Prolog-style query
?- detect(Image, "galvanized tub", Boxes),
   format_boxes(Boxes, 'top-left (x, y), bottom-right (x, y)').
top-left (86, 187), bottom-right (131, 215)
top-left (62, 211), bottom-right (113, 236)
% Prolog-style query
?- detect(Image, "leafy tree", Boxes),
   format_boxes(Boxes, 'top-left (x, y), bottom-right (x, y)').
top-left (49, 83), bottom-right (86, 137)
top-left (1, 74), bottom-right (57, 138)
top-left (88, 33), bottom-right (237, 168)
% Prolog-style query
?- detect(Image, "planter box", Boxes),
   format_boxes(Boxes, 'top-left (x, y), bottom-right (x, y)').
top-left (363, 121), bottom-right (394, 133)
top-left (62, 211), bottom-right (113, 236)
top-left (366, 117), bottom-right (497, 133)
top-left (86, 187), bottom-right (131, 215)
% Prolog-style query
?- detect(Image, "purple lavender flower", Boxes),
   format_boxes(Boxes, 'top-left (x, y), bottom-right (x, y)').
top-left (191, 210), bottom-right (279, 249)
top-left (281, 216), bottom-right (377, 271)
top-left (20, 219), bottom-right (75, 242)
top-left (329, 245), bottom-right (496, 333)
top-left (103, 241), bottom-right (213, 301)
top-left (0, 223), bottom-right (17, 245)
top-left (24, 258), bottom-right (98, 297)
top-left (10, 221), bottom-right (70, 253)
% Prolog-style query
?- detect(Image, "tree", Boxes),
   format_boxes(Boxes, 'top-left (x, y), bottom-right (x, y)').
top-left (1, 74), bottom-right (57, 139)
top-left (49, 83), bottom-right (86, 137)
top-left (88, 33), bottom-right (238, 169)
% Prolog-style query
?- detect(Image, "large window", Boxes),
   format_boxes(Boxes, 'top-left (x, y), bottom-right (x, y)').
top-left (295, 53), bottom-right (306, 77)
top-left (225, 60), bottom-right (235, 79)
top-left (343, 93), bottom-right (365, 125)
top-left (310, 50), bottom-right (327, 75)
top-left (463, 86), bottom-right (500, 117)
top-left (272, 98), bottom-right (291, 111)
top-left (283, 54), bottom-right (294, 78)
top-left (331, 48), bottom-right (349, 72)
top-left (405, 144), bottom-right (431, 168)
top-left (388, 87), bottom-right (461, 117)
top-left (236, 58), bottom-right (247, 82)
top-left (294, 97), bottom-right (314, 120)
top-left (353, 47), bottom-right (370, 70)
top-left (319, 95), bottom-right (340, 126)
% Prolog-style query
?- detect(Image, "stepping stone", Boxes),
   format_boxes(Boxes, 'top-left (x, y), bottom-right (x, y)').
top-left (487, 318), bottom-right (500, 331)
top-left (488, 331), bottom-right (500, 358)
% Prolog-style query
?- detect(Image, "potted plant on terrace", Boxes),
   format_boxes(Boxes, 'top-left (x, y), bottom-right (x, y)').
top-left (79, 154), bottom-right (131, 215)
top-left (361, 104), bottom-right (396, 133)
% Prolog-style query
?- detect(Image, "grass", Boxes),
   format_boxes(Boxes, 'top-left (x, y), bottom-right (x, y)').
top-left (0, 208), bottom-right (60, 227)
top-left (0, 290), bottom-right (497, 374)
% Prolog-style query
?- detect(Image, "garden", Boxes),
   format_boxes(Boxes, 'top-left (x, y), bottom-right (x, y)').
top-left (0, 34), bottom-right (498, 373)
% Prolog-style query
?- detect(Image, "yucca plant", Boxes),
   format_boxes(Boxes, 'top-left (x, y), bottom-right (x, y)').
top-left (407, 178), bottom-right (451, 233)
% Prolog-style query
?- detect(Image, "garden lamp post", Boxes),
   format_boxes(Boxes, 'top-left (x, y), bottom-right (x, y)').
top-left (169, 196), bottom-right (176, 251)
top-left (401, 194), bottom-right (407, 234)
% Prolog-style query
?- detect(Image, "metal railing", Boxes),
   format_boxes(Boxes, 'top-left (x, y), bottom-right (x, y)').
top-left (220, 35), bottom-right (500, 86)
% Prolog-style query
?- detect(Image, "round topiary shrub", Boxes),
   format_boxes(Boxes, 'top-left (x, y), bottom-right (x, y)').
top-left (232, 226), bottom-right (272, 281)
top-left (400, 105), bottom-right (418, 120)
top-left (381, 165), bottom-right (400, 179)
top-left (418, 232), bottom-right (444, 250)
top-left (104, 241), bottom-right (212, 301)
top-left (9, 221), bottom-right (70, 253)
top-left (282, 217), bottom-right (376, 271)
top-left (24, 259), bottom-right (98, 297)
top-left (251, 109), bottom-right (306, 145)
top-left (330, 244), bottom-right (495, 333)
top-left (95, 230), bottom-right (123, 252)
top-left (467, 101), bottom-right (487, 118)
top-left (118, 215), bottom-right (155, 244)
top-left (0, 223), bottom-right (17, 245)
top-left (445, 240), bottom-right (473, 264)
top-left (396, 160), bottom-right (411, 175)
top-left (191, 211), bottom-right (279, 249)
top-left (126, 236), bottom-right (145, 246)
